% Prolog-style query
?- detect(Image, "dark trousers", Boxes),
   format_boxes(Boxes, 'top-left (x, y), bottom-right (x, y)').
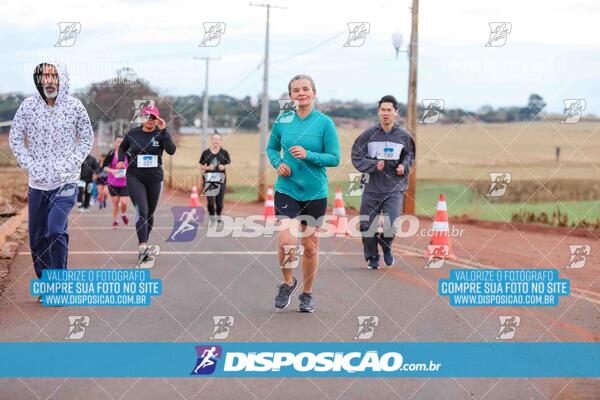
top-left (77, 181), bottom-right (93, 208)
top-left (127, 175), bottom-right (162, 244)
top-left (206, 183), bottom-right (226, 217)
top-left (359, 191), bottom-right (404, 261)
top-left (28, 183), bottom-right (78, 278)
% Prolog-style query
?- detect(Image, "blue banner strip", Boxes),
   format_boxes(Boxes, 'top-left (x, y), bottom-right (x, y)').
top-left (0, 343), bottom-right (598, 378)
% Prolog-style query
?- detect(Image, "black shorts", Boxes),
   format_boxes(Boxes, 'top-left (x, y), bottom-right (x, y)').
top-left (96, 176), bottom-right (108, 185)
top-left (274, 191), bottom-right (328, 227)
top-left (108, 185), bottom-right (129, 197)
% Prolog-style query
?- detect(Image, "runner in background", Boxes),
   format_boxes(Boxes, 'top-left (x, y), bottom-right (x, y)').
top-left (198, 132), bottom-right (230, 226)
top-left (77, 153), bottom-right (99, 213)
top-left (118, 105), bottom-right (176, 267)
top-left (351, 95), bottom-right (415, 270)
top-left (96, 153), bottom-right (108, 210)
top-left (102, 136), bottom-right (129, 229)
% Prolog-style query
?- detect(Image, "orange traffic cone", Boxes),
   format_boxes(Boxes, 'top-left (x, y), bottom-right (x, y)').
top-left (263, 186), bottom-right (275, 219)
top-left (332, 187), bottom-right (348, 236)
top-left (424, 194), bottom-right (456, 259)
top-left (189, 185), bottom-right (200, 207)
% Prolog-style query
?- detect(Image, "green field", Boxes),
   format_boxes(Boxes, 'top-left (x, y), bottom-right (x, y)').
top-left (167, 121), bottom-right (600, 226)
top-left (2, 120), bottom-right (598, 226)
top-left (220, 181), bottom-right (599, 224)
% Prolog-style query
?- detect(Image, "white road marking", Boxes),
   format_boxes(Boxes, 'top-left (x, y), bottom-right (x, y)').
top-left (18, 250), bottom-right (363, 256)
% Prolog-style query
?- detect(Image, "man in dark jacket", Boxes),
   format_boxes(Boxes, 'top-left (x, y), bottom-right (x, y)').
top-left (351, 95), bottom-right (415, 269)
top-left (78, 154), bottom-right (99, 212)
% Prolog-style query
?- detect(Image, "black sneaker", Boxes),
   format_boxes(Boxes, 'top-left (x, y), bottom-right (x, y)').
top-left (275, 277), bottom-right (298, 309)
top-left (298, 292), bottom-right (314, 313)
top-left (383, 247), bottom-right (395, 266)
top-left (367, 258), bottom-right (379, 270)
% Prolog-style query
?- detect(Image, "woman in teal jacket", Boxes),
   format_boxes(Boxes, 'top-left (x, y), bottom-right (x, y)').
top-left (266, 74), bottom-right (340, 313)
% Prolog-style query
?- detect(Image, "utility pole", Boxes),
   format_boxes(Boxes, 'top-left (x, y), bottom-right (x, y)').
top-left (404, 0), bottom-right (419, 215)
top-left (194, 56), bottom-right (220, 152)
top-left (250, 2), bottom-right (286, 201)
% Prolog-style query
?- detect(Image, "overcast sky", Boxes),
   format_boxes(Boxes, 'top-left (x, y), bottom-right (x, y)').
top-left (1, 0), bottom-right (599, 113)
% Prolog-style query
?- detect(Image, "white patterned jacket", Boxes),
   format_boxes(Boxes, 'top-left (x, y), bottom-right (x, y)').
top-left (9, 62), bottom-right (94, 191)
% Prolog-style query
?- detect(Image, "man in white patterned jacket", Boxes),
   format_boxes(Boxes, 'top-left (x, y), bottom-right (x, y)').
top-left (9, 62), bottom-right (94, 293)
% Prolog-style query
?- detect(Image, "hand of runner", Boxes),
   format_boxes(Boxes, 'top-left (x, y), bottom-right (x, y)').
top-left (376, 160), bottom-right (385, 171)
top-left (116, 161), bottom-right (125, 169)
top-left (290, 146), bottom-right (307, 159)
top-left (396, 164), bottom-right (405, 176)
top-left (217, 164), bottom-right (225, 171)
top-left (277, 163), bottom-right (291, 177)
top-left (156, 117), bottom-right (167, 130)
top-left (207, 164), bottom-right (216, 171)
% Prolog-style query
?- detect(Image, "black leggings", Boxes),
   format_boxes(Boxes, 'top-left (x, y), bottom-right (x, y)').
top-left (206, 182), bottom-right (226, 216)
top-left (78, 181), bottom-right (93, 208)
top-left (127, 175), bottom-right (162, 244)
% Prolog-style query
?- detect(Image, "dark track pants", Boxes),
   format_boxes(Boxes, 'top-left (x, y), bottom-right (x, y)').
top-left (359, 191), bottom-right (404, 262)
top-left (28, 183), bottom-right (78, 278)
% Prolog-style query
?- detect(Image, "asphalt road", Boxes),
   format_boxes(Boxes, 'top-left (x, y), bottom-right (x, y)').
top-left (0, 191), bottom-right (598, 399)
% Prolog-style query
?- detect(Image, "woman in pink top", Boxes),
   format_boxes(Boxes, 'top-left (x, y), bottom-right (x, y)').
top-left (102, 135), bottom-right (130, 229)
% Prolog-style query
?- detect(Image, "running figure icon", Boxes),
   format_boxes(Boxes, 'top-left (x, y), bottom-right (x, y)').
top-left (193, 346), bottom-right (219, 373)
top-left (170, 208), bottom-right (201, 240)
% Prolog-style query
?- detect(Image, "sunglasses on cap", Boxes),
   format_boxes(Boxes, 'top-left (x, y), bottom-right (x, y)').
top-left (142, 113), bottom-right (157, 121)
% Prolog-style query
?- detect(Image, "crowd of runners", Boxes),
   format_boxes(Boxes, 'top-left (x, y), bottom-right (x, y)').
top-left (9, 63), bottom-right (415, 313)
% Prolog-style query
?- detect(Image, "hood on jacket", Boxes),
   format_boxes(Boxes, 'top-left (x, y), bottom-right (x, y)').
top-left (33, 62), bottom-right (70, 106)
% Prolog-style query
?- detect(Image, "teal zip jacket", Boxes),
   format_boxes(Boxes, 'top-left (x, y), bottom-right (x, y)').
top-left (267, 109), bottom-right (340, 201)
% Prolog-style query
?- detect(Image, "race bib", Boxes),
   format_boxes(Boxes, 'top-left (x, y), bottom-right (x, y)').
top-left (376, 147), bottom-right (400, 160)
top-left (204, 172), bottom-right (225, 183)
top-left (369, 142), bottom-right (404, 161)
top-left (137, 155), bottom-right (158, 168)
top-left (114, 169), bottom-right (126, 178)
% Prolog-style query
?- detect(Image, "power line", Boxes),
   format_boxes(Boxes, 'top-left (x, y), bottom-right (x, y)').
top-left (271, 32), bottom-right (344, 64)
top-left (225, 61), bottom-right (263, 92)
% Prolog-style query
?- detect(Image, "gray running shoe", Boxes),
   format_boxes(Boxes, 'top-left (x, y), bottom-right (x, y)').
top-left (274, 277), bottom-right (298, 309)
top-left (297, 292), bottom-right (314, 313)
